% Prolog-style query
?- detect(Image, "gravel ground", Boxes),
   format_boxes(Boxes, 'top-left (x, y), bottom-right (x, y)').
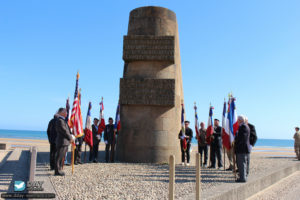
top-left (49, 148), bottom-right (298, 200)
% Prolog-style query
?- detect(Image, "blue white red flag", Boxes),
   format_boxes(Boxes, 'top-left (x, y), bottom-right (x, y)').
top-left (194, 104), bottom-right (200, 141)
top-left (225, 97), bottom-right (238, 146)
top-left (206, 105), bottom-right (214, 145)
top-left (114, 102), bottom-right (121, 131)
top-left (98, 98), bottom-right (105, 135)
top-left (84, 102), bottom-right (93, 148)
top-left (181, 103), bottom-right (187, 151)
top-left (222, 100), bottom-right (231, 150)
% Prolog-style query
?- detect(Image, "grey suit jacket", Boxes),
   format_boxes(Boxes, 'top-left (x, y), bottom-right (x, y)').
top-left (55, 117), bottom-right (72, 147)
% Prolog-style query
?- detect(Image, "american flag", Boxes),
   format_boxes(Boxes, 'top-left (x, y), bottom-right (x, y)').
top-left (206, 105), bottom-right (214, 145)
top-left (84, 102), bottom-right (93, 147)
top-left (69, 72), bottom-right (84, 138)
top-left (194, 103), bottom-right (200, 141)
top-left (98, 97), bottom-right (105, 135)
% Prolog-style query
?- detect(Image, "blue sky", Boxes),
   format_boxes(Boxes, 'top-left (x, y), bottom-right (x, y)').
top-left (0, 0), bottom-right (299, 139)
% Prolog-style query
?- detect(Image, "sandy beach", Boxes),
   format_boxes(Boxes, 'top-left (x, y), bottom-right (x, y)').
top-left (0, 137), bottom-right (299, 199)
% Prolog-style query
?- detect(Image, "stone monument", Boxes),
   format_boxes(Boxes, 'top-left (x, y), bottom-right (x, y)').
top-left (116, 6), bottom-right (184, 163)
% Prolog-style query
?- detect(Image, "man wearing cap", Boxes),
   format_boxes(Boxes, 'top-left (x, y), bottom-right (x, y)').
top-left (293, 127), bottom-right (300, 160)
top-left (178, 121), bottom-right (193, 166)
top-left (197, 122), bottom-right (208, 167)
top-left (104, 117), bottom-right (117, 162)
top-left (208, 119), bottom-right (223, 169)
top-left (90, 118), bottom-right (100, 163)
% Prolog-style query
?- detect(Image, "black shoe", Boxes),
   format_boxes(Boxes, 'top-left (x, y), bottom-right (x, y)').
top-left (55, 172), bottom-right (65, 176)
top-left (235, 179), bottom-right (246, 183)
top-left (65, 163), bottom-right (70, 166)
top-left (93, 160), bottom-right (98, 163)
top-left (226, 168), bottom-right (233, 171)
top-left (74, 162), bottom-right (78, 165)
top-left (50, 167), bottom-right (55, 170)
top-left (208, 166), bottom-right (216, 169)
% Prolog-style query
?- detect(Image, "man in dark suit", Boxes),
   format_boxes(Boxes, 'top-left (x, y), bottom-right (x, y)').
top-left (55, 108), bottom-right (74, 176)
top-left (245, 117), bottom-right (257, 176)
top-left (209, 119), bottom-right (223, 169)
top-left (178, 121), bottom-right (193, 166)
top-left (90, 118), bottom-right (100, 162)
top-left (104, 117), bottom-right (117, 162)
top-left (47, 114), bottom-right (59, 170)
top-left (234, 115), bottom-right (251, 182)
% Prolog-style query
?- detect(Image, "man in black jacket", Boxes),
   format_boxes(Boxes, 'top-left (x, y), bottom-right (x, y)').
top-left (209, 119), bottom-right (223, 169)
top-left (245, 117), bottom-right (257, 176)
top-left (47, 114), bottom-right (59, 170)
top-left (90, 118), bottom-right (100, 162)
top-left (234, 115), bottom-right (250, 182)
top-left (55, 108), bottom-right (74, 176)
top-left (178, 121), bottom-right (193, 166)
top-left (104, 117), bottom-right (117, 162)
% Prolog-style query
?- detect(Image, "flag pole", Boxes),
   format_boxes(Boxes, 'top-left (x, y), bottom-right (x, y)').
top-left (71, 144), bottom-right (75, 174)
top-left (223, 98), bottom-right (226, 171)
top-left (208, 103), bottom-right (211, 168)
top-left (229, 93), bottom-right (237, 179)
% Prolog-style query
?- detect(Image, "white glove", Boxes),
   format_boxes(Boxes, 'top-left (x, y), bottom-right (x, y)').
top-left (104, 140), bottom-right (108, 144)
top-left (180, 136), bottom-right (185, 140)
top-left (71, 135), bottom-right (75, 141)
top-left (96, 135), bottom-right (101, 140)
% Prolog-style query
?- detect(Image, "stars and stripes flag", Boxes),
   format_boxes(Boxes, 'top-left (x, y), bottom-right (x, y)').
top-left (84, 102), bottom-right (93, 148)
top-left (181, 103), bottom-right (187, 151)
top-left (69, 72), bottom-right (84, 138)
top-left (206, 105), bottom-right (214, 145)
top-left (114, 102), bottom-right (121, 132)
top-left (225, 96), bottom-right (239, 147)
top-left (222, 100), bottom-right (231, 150)
top-left (98, 97), bottom-right (105, 136)
top-left (194, 103), bottom-right (200, 141)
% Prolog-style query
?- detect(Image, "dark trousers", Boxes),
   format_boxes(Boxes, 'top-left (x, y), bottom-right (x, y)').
top-left (198, 145), bottom-right (208, 165)
top-left (236, 153), bottom-right (249, 181)
top-left (50, 143), bottom-right (56, 169)
top-left (180, 142), bottom-right (191, 163)
top-left (210, 144), bottom-right (223, 167)
top-left (105, 143), bottom-right (115, 162)
top-left (55, 145), bottom-right (68, 174)
top-left (74, 144), bottom-right (82, 163)
top-left (90, 139), bottom-right (100, 161)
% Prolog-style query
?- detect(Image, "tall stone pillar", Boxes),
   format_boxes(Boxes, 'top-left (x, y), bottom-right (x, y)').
top-left (116, 6), bottom-right (184, 163)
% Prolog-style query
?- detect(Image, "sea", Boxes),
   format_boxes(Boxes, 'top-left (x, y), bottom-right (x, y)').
top-left (0, 129), bottom-right (294, 148)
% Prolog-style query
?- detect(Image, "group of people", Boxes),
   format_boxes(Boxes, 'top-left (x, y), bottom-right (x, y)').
top-left (179, 115), bottom-right (257, 183)
top-left (47, 107), bottom-right (117, 176)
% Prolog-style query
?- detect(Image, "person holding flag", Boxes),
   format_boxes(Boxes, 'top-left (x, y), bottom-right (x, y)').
top-left (178, 103), bottom-right (193, 166)
top-left (54, 108), bottom-right (75, 176)
top-left (104, 117), bottom-right (116, 163)
top-left (69, 72), bottom-right (84, 174)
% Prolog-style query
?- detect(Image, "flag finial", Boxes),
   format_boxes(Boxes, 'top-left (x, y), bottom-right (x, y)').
top-left (76, 71), bottom-right (80, 80)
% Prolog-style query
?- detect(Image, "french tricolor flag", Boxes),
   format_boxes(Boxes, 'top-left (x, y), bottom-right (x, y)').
top-left (206, 105), bottom-right (214, 145)
top-left (225, 97), bottom-right (239, 148)
top-left (114, 103), bottom-right (121, 131)
top-left (222, 100), bottom-right (230, 150)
